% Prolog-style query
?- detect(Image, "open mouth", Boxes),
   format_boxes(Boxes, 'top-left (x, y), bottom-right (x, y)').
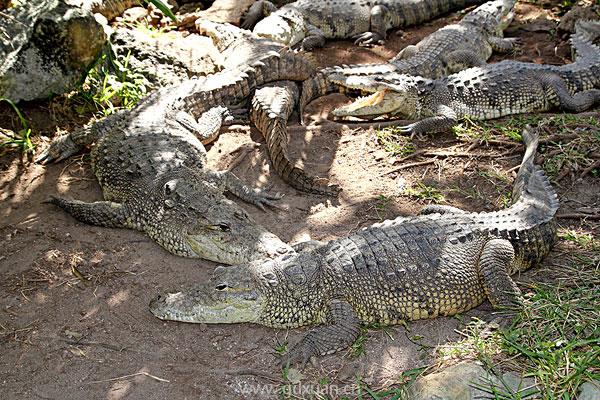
top-left (343, 89), bottom-right (388, 111)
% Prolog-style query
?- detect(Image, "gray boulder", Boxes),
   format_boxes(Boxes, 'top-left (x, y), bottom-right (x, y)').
top-left (578, 380), bottom-right (600, 400)
top-left (0, 0), bottom-right (106, 102)
top-left (407, 362), bottom-right (538, 400)
top-left (110, 26), bottom-right (221, 87)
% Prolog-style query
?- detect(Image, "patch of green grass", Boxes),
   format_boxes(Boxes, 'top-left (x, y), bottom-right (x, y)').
top-left (355, 367), bottom-right (426, 400)
top-left (403, 182), bottom-right (445, 204)
top-left (375, 128), bottom-right (415, 157)
top-left (127, 19), bottom-right (174, 38)
top-left (501, 267), bottom-right (600, 398)
top-left (436, 318), bottom-right (503, 365)
top-left (558, 228), bottom-right (600, 251)
top-left (75, 48), bottom-right (148, 117)
top-left (274, 341), bottom-right (288, 356)
top-left (0, 98), bottom-right (34, 153)
top-left (374, 194), bottom-right (392, 221)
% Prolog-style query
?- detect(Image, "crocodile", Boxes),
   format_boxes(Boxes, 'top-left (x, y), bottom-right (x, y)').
top-left (34, 21), bottom-right (319, 265)
top-left (199, 20), bottom-right (338, 194)
top-left (298, 0), bottom-right (518, 123)
top-left (330, 21), bottom-right (600, 136)
top-left (242, 0), bottom-right (485, 50)
top-left (150, 127), bottom-right (558, 364)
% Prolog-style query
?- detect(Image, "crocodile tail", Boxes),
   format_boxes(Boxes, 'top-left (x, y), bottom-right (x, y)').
top-left (299, 71), bottom-right (338, 125)
top-left (250, 82), bottom-right (340, 195)
top-left (391, 0), bottom-right (487, 27)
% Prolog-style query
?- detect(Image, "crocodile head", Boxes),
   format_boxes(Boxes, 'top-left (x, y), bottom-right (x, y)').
top-left (329, 73), bottom-right (428, 119)
top-left (195, 19), bottom-right (246, 52)
top-left (151, 171), bottom-right (292, 264)
top-left (150, 263), bottom-right (265, 323)
top-left (462, 0), bottom-right (516, 36)
top-left (252, 9), bottom-right (307, 47)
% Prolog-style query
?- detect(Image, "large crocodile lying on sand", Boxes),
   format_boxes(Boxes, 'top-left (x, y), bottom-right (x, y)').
top-left (35, 21), bottom-right (322, 264)
top-left (299, 0), bottom-right (518, 122)
top-left (330, 21), bottom-right (600, 136)
top-left (150, 127), bottom-right (558, 364)
top-left (242, 0), bottom-right (485, 49)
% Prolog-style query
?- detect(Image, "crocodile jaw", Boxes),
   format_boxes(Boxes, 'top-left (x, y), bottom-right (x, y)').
top-left (332, 89), bottom-right (406, 118)
top-left (150, 287), bottom-right (263, 324)
top-left (185, 229), bottom-right (291, 265)
top-left (253, 11), bottom-right (306, 47)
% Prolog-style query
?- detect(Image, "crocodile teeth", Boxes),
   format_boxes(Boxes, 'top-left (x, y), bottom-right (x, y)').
top-left (345, 89), bottom-right (387, 111)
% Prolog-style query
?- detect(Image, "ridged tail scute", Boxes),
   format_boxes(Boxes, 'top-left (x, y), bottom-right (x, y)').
top-left (507, 127), bottom-right (559, 266)
top-left (571, 20), bottom-right (600, 64)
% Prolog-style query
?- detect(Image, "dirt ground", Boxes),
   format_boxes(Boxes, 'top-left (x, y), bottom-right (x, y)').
top-left (1, 2), bottom-right (599, 399)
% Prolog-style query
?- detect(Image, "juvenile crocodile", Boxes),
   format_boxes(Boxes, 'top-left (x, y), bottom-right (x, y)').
top-left (150, 127), bottom-right (558, 363)
top-left (242, 0), bottom-right (485, 50)
top-left (35, 22), bottom-right (318, 264)
top-left (298, 0), bottom-right (517, 123)
top-left (330, 21), bottom-right (600, 136)
top-left (200, 20), bottom-right (338, 194)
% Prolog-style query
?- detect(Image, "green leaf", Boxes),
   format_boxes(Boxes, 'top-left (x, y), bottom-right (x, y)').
top-left (142, 0), bottom-right (177, 22)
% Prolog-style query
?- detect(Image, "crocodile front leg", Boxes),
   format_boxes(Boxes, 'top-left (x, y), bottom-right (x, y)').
top-left (353, 5), bottom-right (390, 45)
top-left (443, 50), bottom-right (487, 73)
top-left (487, 36), bottom-right (521, 53)
top-left (175, 106), bottom-right (233, 145)
top-left (398, 104), bottom-right (458, 138)
top-left (46, 196), bottom-right (133, 229)
top-left (207, 170), bottom-right (283, 211)
top-left (301, 24), bottom-right (326, 51)
top-left (241, 0), bottom-right (278, 30)
top-left (283, 299), bottom-right (361, 367)
top-left (478, 238), bottom-right (523, 309)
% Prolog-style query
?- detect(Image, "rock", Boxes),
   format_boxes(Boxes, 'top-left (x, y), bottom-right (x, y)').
top-left (179, 0), bottom-right (254, 26)
top-left (407, 362), bottom-right (539, 400)
top-left (578, 380), bottom-right (600, 400)
top-left (558, 6), bottom-right (600, 33)
top-left (120, 6), bottom-right (148, 23)
top-left (110, 27), bottom-right (221, 87)
top-left (0, 0), bottom-right (107, 102)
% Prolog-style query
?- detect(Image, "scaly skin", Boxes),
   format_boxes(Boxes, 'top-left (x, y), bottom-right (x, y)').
top-left (35, 22), bottom-right (319, 264)
top-left (299, 0), bottom-right (518, 122)
top-left (330, 21), bottom-right (600, 135)
top-left (150, 128), bottom-right (558, 364)
top-left (200, 21), bottom-right (338, 194)
top-left (243, 0), bottom-right (485, 50)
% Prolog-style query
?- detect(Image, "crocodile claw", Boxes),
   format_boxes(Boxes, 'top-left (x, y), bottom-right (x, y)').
top-left (252, 190), bottom-right (285, 212)
top-left (353, 32), bottom-right (384, 46)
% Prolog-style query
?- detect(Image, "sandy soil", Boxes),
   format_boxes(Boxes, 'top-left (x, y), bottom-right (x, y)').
top-left (1, 2), bottom-right (598, 399)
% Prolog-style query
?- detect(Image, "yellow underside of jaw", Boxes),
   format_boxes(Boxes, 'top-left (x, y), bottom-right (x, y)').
top-left (345, 89), bottom-right (388, 111)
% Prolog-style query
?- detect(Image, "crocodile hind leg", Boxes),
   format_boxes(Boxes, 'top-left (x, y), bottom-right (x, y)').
top-left (283, 300), bottom-right (361, 367)
top-left (46, 196), bottom-right (133, 228)
top-left (542, 74), bottom-right (600, 112)
top-left (35, 111), bottom-right (123, 164)
top-left (478, 239), bottom-right (523, 310)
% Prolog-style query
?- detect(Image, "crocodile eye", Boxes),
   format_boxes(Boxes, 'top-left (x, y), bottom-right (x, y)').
top-left (216, 223), bottom-right (231, 232)
top-left (164, 179), bottom-right (178, 196)
top-left (215, 283), bottom-right (227, 291)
